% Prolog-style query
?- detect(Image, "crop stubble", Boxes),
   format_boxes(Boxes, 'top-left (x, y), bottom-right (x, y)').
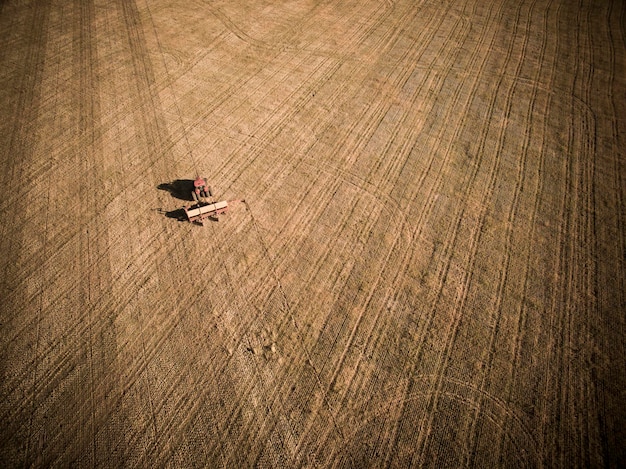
top-left (0, 0), bottom-right (624, 467)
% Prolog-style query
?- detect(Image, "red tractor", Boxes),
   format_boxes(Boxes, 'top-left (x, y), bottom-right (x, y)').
top-left (177, 177), bottom-right (244, 225)
top-left (192, 176), bottom-right (212, 202)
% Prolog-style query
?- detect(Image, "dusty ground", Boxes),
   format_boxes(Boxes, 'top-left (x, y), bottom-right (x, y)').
top-left (1, 0), bottom-right (624, 467)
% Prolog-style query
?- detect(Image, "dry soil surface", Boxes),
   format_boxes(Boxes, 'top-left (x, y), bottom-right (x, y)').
top-left (1, 0), bottom-right (625, 467)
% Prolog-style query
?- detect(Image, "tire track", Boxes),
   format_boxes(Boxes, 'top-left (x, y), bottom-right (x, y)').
top-left (325, 12), bottom-right (473, 347)
top-left (261, 0), bottom-right (456, 298)
top-left (374, 0), bottom-right (507, 462)
top-left (374, 0), bottom-right (524, 463)
top-left (202, 0), bottom-right (394, 62)
top-left (469, 1), bottom-right (556, 465)
top-left (310, 4), bottom-right (470, 409)
top-left (240, 106), bottom-right (410, 458)
top-left (326, 13), bottom-right (475, 425)
top-left (159, 0), bottom-right (416, 210)
top-left (540, 1), bottom-right (583, 464)
top-left (286, 1), bottom-right (477, 458)
top-left (538, 1), bottom-right (606, 465)
top-left (111, 9), bottom-right (205, 454)
top-left (599, 1), bottom-right (626, 462)
top-left (73, 1), bottom-right (112, 465)
top-left (0, 2), bottom-right (52, 466)
top-left (562, 2), bottom-right (598, 465)
top-left (203, 0), bottom-right (423, 194)
top-left (412, 1), bottom-right (540, 463)
top-left (292, 7), bottom-right (468, 464)
top-left (337, 375), bottom-right (541, 467)
top-left (212, 2), bottom-right (436, 458)
top-left (524, 3), bottom-right (564, 453)
top-left (213, 0), bottom-right (416, 193)
top-left (118, 0), bottom-right (172, 182)
top-left (0, 1), bottom-right (51, 309)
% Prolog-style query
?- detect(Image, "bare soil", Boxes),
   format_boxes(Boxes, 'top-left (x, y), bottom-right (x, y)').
top-left (1, 0), bottom-right (624, 467)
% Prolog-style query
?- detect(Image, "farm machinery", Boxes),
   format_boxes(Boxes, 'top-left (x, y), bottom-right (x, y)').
top-left (184, 200), bottom-right (229, 225)
top-left (192, 176), bottom-right (212, 202)
top-left (182, 176), bottom-right (240, 225)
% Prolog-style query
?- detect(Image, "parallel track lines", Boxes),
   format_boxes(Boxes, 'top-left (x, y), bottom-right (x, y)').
top-left (0, 2), bottom-right (53, 465)
top-left (142, 0), bottom-right (197, 175)
top-left (74, 1), bottom-right (105, 464)
top-left (0, 1), bottom-right (51, 310)
top-left (280, 31), bottom-right (428, 465)
top-left (574, 3), bottom-right (600, 465)
top-left (324, 22), bottom-right (482, 438)
top-left (473, 1), bottom-right (554, 465)
top-left (100, 1), bottom-right (168, 447)
top-left (374, 14), bottom-right (471, 202)
top-left (216, 0), bottom-right (405, 193)
top-left (167, 0), bottom-right (386, 184)
top-left (321, 5), bottom-right (474, 436)
top-left (219, 57), bottom-right (336, 189)
top-left (542, 1), bottom-right (583, 464)
top-left (280, 0), bottom-right (476, 460)
top-left (266, 0), bottom-right (444, 317)
top-left (242, 110), bottom-right (379, 337)
top-left (414, 0), bottom-right (539, 463)
top-left (377, 0), bottom-right (511, 462)
top-left (226, 1), bottom-right (420, 207)
top-left (227, 3), bottom-right (432, 458)
top-left (604, 9), bottom-right (626, 456)
top-left (380, 0), bottom-right (532, 460)
top-left (336, 13), bottom-right (476, 416)
top-left (176, 53), bottom-right (331, 193)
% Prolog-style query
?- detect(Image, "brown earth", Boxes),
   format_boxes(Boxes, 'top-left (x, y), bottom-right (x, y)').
top-left (1, 0), bottom-right (624, 467)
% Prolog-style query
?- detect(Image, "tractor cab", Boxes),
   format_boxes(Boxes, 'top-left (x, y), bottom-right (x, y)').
top-left (192, 177), bottom-right (212, 202)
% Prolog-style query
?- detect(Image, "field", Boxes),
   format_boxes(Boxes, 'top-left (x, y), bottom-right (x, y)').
top-left (1, 0), bottom-right (625, 467)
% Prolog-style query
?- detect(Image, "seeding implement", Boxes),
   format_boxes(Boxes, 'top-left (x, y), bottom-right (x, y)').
top-left (184, 200), bottom-right (229, 225)
top-left (179, 177), bottom-right (243, 225)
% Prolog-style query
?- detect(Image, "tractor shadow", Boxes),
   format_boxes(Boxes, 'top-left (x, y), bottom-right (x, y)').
top-left (157, 179), bottom-right (195, 201)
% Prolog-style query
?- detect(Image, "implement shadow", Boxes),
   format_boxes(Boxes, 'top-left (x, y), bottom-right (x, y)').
top-left (163, 207), bottom-right (187, 222)
top-left (157, 207), bottom-right (219, 225)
